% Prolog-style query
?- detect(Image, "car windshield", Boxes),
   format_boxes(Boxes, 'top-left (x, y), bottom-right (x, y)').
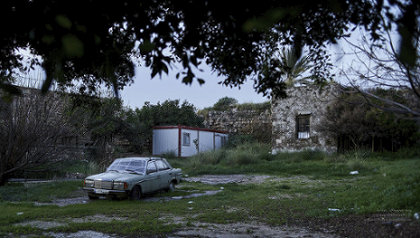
top-left (106, 159), bottom-right (146, 174)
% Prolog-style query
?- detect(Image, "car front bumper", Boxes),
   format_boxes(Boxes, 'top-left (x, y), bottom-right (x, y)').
top-left (83, 187), bottom-right (129, 197)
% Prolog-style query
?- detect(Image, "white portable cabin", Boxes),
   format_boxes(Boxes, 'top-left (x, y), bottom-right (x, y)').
top-left (152, 125), bottom-right (229, 157)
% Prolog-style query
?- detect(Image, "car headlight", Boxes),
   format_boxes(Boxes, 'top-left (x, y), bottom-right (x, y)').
top-left (113, 181), bottom-right (128, 190)
top-left (84, 179), bottom-right (94, 188)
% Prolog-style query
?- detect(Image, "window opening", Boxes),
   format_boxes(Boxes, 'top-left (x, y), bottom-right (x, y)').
top-left (297, 114), bottom-right (310, 139)
top-left (183, 132), bottom-right (190, 146)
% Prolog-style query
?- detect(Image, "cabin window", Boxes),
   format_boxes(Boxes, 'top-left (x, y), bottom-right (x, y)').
top-left (296, 114), bottom-right (310, 139)
top-left (183, 132), bottom-right (190, 146)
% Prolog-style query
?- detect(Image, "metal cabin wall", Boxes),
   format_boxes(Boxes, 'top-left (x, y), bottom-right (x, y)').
top-left (152, 128), bottom-right (179, 156)
top-left (180, 129), bottom-right (199, 157)
top-left (214, 133), bottom-right (228, 150)
top-left (198, 131), bottom-right (214, 153)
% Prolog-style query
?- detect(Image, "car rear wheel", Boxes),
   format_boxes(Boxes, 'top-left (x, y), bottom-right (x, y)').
top-left (130, 186), bottom-right (142, 200)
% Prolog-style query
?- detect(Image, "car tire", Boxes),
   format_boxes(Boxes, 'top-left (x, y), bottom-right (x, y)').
top-left (168, 181), bottom-right (176, 192)
top-left (130, 186), bottom-right (142, 200)
top-left (88, 194), bottom-right (99, 200)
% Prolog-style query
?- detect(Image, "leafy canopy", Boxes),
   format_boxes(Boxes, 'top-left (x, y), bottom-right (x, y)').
top-left (1, 0), bottom-right (418, 97)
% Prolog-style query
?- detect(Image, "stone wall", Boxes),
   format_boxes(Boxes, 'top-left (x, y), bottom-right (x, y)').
top-left (271, 84), bottom-right (340, 153)
top-left (201, 108), bottom-right (271, 141)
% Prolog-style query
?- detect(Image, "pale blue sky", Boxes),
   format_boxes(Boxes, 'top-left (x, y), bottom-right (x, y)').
top-left (120, 64), bottom-right (268, 110)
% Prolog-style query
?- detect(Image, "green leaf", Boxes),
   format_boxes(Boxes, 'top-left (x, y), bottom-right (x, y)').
top-left (162, 63), bottom-right (168, 75)
top-left (182, 76), bottom-right (192, 84)
top-left (61, 34), bottom-right (84, 57)
top-left (55, 15), bottom-right (72, 29)
top-left (139, 41), bottom-right (155, 53)
top-left (197, 78), bottom-right (205, 85)
top-left (151, 67), bottom-right (158, 78)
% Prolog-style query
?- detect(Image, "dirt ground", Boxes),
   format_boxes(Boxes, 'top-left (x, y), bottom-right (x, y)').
top-left (170, 221), bottom-right (338, 238)
top-left (17, 175), bottom-right (420, 237)
top-left (183, 174), bottom-right (272, 185)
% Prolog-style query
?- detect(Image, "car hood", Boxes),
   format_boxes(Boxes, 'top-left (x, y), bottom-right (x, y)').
top-left (85, 171), bottom-right (144, 181)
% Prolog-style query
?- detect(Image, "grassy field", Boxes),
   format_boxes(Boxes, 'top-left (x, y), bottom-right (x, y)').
top-left (0, 143), bottom-right (419, 237)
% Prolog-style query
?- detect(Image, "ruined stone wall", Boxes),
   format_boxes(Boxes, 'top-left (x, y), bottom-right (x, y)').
top-left (201, 108), bottom-right (271, 141)
top-left (271, 84), bottom-right (340, 153)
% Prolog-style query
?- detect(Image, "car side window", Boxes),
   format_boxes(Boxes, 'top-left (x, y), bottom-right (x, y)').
top-left (156, 160), bottom-right (169, 171)
top-left (146, 161), bottom-right (157, 174)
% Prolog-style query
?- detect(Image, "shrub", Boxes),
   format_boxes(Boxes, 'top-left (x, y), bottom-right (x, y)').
top-left (346, 159), bottom-right (367, 171)
top-left (196, 149), bottom-right (225, 165)
top-left (226, 134), bottom-right (257, 148)
top-left (299, 150), bottom-right (325, 161)
top-left (161, 151), bottom-right (178, 160)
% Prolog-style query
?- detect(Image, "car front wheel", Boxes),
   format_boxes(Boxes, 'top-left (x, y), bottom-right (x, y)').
top-left (88, 194), bottom-right (99, 200)
top-left (168, 181), bottom-right (175, 192)
top-left (130, 186), bottom-right (142, 200)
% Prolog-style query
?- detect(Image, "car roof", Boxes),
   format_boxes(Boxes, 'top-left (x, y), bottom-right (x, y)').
top-left (114, 157), bottom-right (163, 162)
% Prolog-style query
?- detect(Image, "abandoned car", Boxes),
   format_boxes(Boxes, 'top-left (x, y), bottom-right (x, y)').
top-left (83, 157), bottom-right (182, 200)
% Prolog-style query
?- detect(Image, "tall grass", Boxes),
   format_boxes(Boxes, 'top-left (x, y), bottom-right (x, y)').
top-left (188, 143), bottom-right (271, 167)
top-left (21, 159), bottom-right (105, 179)
top-left (166, 143), bottom-right (420, 214)
top-left (168, 143), bottom-right (420, 177)
top-left (0, 181), bottom-right (81, 202)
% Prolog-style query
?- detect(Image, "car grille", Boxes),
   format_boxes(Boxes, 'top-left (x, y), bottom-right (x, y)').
top-left (94, 180), bottom-right (113, 189)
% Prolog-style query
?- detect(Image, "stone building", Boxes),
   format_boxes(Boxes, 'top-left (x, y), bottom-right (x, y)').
top-left (271, 84), bottom-right (340, 153)
top-left (202, 108), bottom-right (271, 134)
top-left (200, 104), bottom-right (272, 143)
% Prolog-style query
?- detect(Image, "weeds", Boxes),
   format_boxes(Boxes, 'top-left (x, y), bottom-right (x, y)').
top-left (0, 144), bottom-right (419, 237)
top-left (346, 159), bottom-right (367, 171)
top-left (0, 181), bottom-right (82, 202)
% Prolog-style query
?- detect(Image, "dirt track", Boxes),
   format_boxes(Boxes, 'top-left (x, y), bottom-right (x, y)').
top-left (15, 175), bottom-right (420, 237)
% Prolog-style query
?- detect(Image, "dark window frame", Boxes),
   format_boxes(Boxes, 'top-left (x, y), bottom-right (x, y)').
top-left (296, 114), bottom-right (310, 139)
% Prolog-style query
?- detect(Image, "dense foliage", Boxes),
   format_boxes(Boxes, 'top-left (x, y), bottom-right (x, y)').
top-left (201, 97), bottom-right (270, 113)
top-left (320, 89), bottom-right (420, 152)
top-left (69, 98), bottom-right (204, 155)
top-left (211, 97), bottom-right (239, 111)
top-left (1, 0), bottom-right (418, 98)
top-left (136, 100), bottom-right (204, 128)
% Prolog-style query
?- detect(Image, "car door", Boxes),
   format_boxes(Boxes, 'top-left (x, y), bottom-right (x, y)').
top-left (142, 161), bottom-right (160, 193)
top-left (155, 159), bottom-right (171, 189)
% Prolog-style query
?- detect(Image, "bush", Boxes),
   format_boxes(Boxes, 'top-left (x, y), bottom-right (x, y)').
top-left (195, 149), bottom-right (225, 165)
top-left (320, 90), bottom-right (419, 152)
top-left (161, 151), bottom-right (178, 160)
top-left (299, 150), bottom-right (325, 161)
top-left (225, 134), bottom-right (257, 148)
top-left (227, 150), bottom-right (255, 166)
top-left (346, 159), bottom-right (367, 171)
top-left (188, 142), bottom-right (272, 168)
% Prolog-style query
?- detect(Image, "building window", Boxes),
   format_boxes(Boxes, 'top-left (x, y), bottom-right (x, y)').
top-left (296, 114), bottom-right (310, 139)
top-left (183, 132), bottom-right (190, 146)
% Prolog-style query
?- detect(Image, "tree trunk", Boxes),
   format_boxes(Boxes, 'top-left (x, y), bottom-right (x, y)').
top-left (0, 173), bottom-right (6, 186)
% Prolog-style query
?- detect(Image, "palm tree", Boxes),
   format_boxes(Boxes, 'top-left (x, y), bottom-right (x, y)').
top-left (278, 47), bottom-right (312, 86)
